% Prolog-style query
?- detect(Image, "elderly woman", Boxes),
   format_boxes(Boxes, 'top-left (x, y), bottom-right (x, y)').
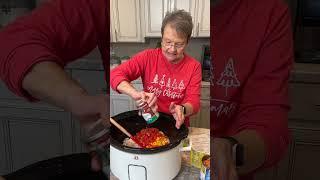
top-left (110, 10), bottom-right (202, 129)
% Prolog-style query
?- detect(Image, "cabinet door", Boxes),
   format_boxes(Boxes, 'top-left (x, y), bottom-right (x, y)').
top-left (0, 107), bottom-right (72, 173)
top-left (195, 0), bottom-right (210, 37)
top-left (110, 16), bottom-right (116, 43)
top-left (110, 93), bottom-right (134, 116)
top-left (171, 0), bottom-right (197, 37)
top-left (111, 0), bottom-right (145, 42)
top-left (145, 0), bottom-right (170, 37)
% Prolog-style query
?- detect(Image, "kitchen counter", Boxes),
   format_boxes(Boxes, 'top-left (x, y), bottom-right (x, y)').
top-left (110, 127), bottom-right (210, 180)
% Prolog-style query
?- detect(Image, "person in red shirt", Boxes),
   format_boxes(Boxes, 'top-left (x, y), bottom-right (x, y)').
top-left (0, 0), bottom-right (108, 177)
top-left (110, 10), bottom-right (202, 128)
top-left (212, 0), bottom-right (294, 180)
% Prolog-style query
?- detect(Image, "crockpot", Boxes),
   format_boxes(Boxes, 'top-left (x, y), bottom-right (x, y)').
top-left (110, 110), bottom-right (188, 180)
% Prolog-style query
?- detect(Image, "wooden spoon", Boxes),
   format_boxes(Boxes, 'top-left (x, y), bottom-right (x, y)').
top-left (110, 117), bottom-right (145, 148)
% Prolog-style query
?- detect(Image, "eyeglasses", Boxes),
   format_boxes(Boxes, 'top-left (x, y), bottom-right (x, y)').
top-left (162, 40), bottom-right (186, 49)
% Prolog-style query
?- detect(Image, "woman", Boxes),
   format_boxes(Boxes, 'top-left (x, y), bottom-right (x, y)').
top-left (110, 9), bottom-right (202, 128)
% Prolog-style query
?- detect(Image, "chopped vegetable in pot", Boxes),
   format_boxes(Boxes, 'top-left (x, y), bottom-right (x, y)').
top-left (124, 128), bottom-right (170, 148)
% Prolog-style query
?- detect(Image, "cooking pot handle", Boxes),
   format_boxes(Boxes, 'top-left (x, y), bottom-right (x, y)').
top-left (179, 138), bottom-right (192, 152)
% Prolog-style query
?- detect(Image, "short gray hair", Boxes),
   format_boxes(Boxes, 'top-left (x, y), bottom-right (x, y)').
top-left (161, 9), bottom-right (193, 41)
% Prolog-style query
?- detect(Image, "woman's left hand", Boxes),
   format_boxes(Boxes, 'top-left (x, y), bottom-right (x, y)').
top-left (169, 102), bottom-right (185, 129)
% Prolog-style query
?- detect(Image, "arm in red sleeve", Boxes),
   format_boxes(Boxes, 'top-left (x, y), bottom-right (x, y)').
top-left (0, 0), bottom-right (106, 101)
top-left (110, 50), bottom-right (149, 92)
top-left (182, 62), bottom-right (202, 115)
top-left (228, 2), bottom-right (293, 171)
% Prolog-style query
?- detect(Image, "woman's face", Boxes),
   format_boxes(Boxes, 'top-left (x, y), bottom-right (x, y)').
top-left (161, 24), bottom-right (187, 64)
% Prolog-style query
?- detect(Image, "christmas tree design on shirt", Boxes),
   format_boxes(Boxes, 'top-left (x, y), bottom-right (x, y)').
top-left (216, 58), bottom-right (240, 97)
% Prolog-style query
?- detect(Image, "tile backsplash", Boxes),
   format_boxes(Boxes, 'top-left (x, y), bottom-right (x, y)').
top-left (86, 38), bottom-right (210, 64)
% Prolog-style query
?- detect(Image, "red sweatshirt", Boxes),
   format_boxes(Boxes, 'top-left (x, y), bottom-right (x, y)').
top-left (0, 0), bottom-right (109, 101)
top-left (212, 0), bottom-right (293, 179)
top-left (110, 48), bottom-right (202, 125)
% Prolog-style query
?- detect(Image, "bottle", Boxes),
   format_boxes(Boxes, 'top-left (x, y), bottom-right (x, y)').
top-left (82, 118), bottom-right (110, 177)
top-left (136, 100), bottom-right (159, 124)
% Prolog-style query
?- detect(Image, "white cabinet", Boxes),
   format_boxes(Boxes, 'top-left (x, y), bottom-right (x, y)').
top-left (144, 0), bottom-right (170, 37)
top-left (195, 0), bottom-right (210, 37)
top-left (110, 94), bottom-right (134, 116)
top-left (171, 0), bottom-right (197, 37)
top-left (110, 80), bottom-right (143, 116)
top-left (111, 0), bottom-right (145, 42)
top-left (144, 0), bottom-right (209, 38)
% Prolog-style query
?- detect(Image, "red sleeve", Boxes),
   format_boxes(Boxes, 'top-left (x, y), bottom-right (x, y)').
top-left (110, 50), bottom-right (149, 92)
top-left (228, 2), bottom-right (293, 169)
top-left (182, 61), bottom-right (201, 115)
top-left (0, 0), bottom-right (107, 101)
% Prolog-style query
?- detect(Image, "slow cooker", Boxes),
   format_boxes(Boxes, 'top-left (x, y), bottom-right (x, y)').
top-left (110, 110), bottom-right (188, 180)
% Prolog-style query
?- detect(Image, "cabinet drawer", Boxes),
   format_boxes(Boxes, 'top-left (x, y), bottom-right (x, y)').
top-left (289, 83), bottom-right (320, 121)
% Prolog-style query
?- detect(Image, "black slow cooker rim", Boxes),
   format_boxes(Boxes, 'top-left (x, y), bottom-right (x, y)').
top-left (110, 138), bottom-right (182, 154)
top-left (110, 110), bottom-right (188, 154)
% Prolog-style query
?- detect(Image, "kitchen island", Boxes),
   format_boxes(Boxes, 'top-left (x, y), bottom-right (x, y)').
top-left (110, 127), bottom-right (210, 180)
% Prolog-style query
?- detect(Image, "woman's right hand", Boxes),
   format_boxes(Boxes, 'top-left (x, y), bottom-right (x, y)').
top-left (132, 91), bottom-right (158, 113)
top-left (66, 94), bottom-right (109, 172)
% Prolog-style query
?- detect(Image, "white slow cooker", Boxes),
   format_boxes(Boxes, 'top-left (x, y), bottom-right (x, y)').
top-left (110, 110), bottom-right (189, 180)
top-left (110, 142), bottom-right (183, 180)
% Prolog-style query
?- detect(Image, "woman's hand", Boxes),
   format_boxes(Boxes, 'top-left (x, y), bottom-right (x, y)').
top-left (212, 137), bottom-right (239, 180)
top-left (169, 102), bottom-right (185, 129)
top-left (67, 94), bottom-right (109, 172)
top-left (133, 91), bottom-right (158, 113)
